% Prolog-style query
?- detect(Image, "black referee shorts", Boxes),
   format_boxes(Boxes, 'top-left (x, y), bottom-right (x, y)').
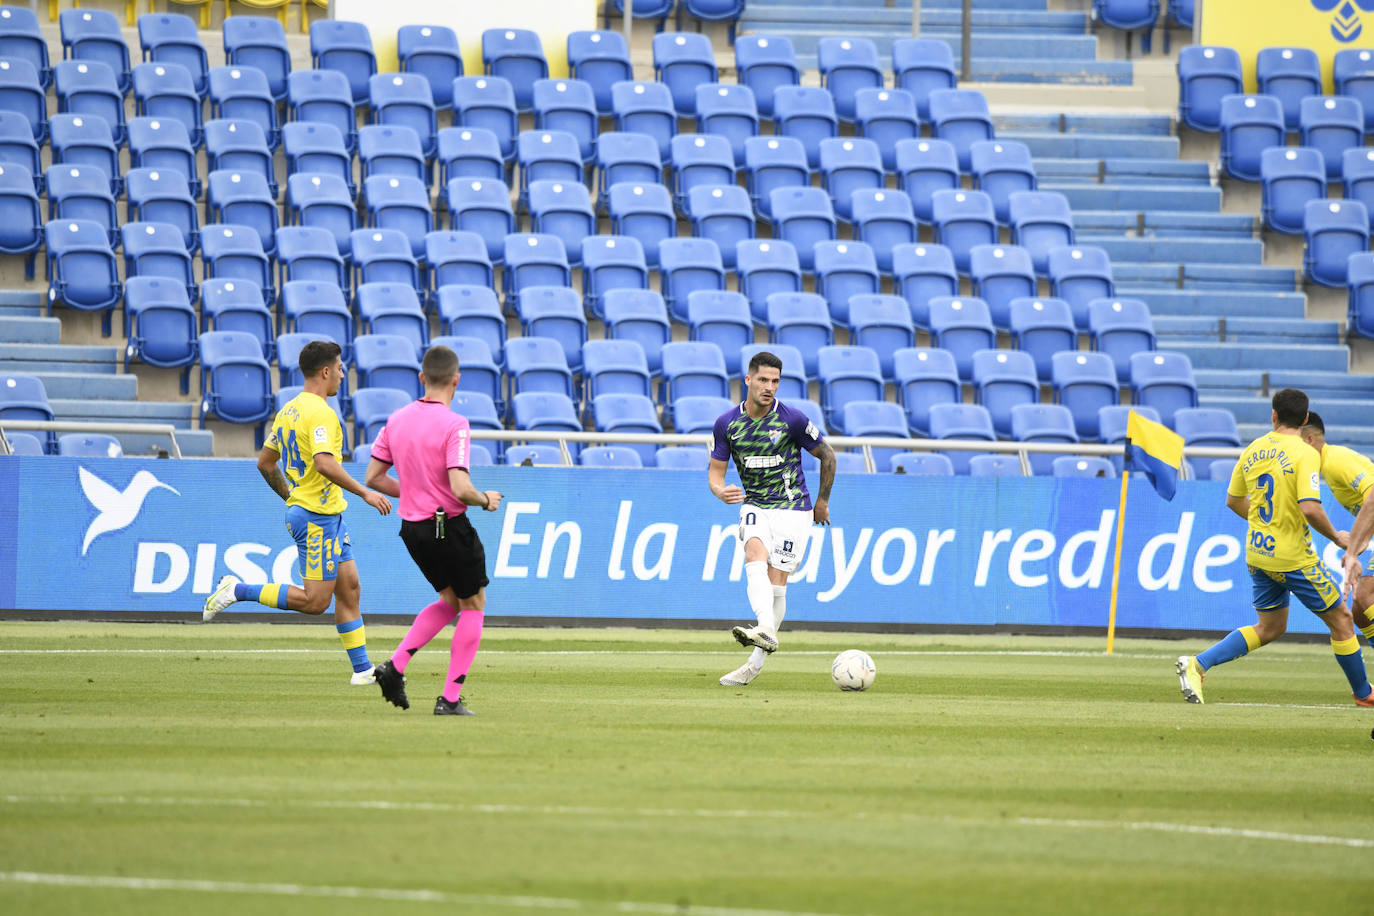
top-left (398, 512), bottom-right (490, 599)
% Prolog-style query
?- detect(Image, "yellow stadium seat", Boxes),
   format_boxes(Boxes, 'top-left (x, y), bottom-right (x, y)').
top-left (163, 0), bottom-right (214, 29)
top-left (302, 0), bottom-right (327, 34)
top-left (225, 0), bottom-right (290, 29)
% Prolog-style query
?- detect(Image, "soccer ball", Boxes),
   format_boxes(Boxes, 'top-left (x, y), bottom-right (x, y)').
top-left (831, 650), bottom-right (876, 691)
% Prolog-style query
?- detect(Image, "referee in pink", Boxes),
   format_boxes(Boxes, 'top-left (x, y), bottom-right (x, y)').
top-left (364, 344), bottom-right (503, 716)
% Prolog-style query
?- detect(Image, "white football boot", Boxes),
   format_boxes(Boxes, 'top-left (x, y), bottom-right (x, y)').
top-left (349, 666), bottom-right (377, 686)
top-left (719, 662), bottom-right (762, 687)
top-left (202, 575), bottom-right (241, 622)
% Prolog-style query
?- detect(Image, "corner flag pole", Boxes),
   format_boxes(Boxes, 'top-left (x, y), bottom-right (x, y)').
top-left (1106, 441), bottom-right (1131, 655)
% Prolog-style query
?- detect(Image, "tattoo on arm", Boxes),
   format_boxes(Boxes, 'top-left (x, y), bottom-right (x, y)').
top-left (260, 465), bottom-right (290, 502)
top-left (813, 441), bottom-right (836, 502)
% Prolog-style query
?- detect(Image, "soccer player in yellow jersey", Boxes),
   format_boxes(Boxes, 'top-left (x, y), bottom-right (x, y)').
top-left (1299, 412), bottom-right (1374, 646)
top-left (201, 340), bottom-right (394, 685)
top-left (1176, 388), bottom-right (1373, 706)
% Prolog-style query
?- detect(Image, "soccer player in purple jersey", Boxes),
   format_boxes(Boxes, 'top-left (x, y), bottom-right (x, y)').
top-left (708, 351), bottom-right (836, 687)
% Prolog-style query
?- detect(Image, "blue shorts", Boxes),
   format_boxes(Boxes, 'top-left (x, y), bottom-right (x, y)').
top-left (285, 506), bottom-right (353, 582)
top-left (1248, 563), bottom-right (1341, 613)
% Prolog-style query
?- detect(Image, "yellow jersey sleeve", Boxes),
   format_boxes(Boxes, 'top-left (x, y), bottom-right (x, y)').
top-left (1321, 444), bottom-right (1374, 516)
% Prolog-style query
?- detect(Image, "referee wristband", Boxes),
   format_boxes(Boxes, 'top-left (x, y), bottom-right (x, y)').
top-left (481, 493), bottom-right (490, 508)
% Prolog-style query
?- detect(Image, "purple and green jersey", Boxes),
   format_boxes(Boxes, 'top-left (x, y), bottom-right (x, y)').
top-left (710, 400), bottom-right (823, 510)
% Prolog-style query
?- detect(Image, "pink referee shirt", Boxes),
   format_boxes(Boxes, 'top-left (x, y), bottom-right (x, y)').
top-left (370, 399), bottom-right (472, 522)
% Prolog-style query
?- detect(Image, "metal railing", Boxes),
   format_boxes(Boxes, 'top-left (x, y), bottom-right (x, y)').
top-left (0, 420), bottom-right (185, 458)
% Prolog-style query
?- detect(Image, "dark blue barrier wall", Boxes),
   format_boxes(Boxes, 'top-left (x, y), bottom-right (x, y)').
top-left (0, 457), bottom-right (1355, 634)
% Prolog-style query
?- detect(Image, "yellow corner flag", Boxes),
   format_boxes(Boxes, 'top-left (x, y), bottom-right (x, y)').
top-left (1124, 409), bottom-right (1184, 501)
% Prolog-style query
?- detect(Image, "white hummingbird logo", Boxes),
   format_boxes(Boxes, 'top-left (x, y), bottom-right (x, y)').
top-left (78, 467), bottom-right (180, 555)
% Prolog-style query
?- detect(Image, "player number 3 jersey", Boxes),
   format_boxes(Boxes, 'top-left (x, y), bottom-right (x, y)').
top-left (1228, 431), bottom-right (1321, 571)
top-left (710, 400), bottom-right (822, 510)
top-left (266, 391), bottom-right (347, 515)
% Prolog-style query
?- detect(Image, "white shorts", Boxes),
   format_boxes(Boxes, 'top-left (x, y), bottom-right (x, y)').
top-left (738, 505), bottom-right (814, 573)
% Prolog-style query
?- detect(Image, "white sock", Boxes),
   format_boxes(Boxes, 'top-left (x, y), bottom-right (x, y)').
top-left (770, 585), bottom-right (787, 639)
top-left (749, 647), bottom-right (768, 669)
top-left (745, 561), bottom-right (775, 634)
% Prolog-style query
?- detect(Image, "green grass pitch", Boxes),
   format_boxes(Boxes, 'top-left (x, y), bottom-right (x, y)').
top-left (1, 621), bottom-right (1372, 915)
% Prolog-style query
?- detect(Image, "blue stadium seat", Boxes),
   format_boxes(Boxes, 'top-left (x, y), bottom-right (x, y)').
top-left (671, 394), bottom-right (733, 436)
top-left (1007, 191), bottom-right (1075, 275)
top-left (287, 172), bottom-right (358, 256)
top-left (765, 291), bottom-right (831, 376)
top-left (891, 452), bottom-right (954, 475)
top-left (1051, 351), bottom-right (1119, 439)
top-left (929, 403), bottom-right (996, 475)
top-left (1010, 402), bottom-right (1078, 475)
top-left (854, 88), bottom-right (919, 172)
top-left (533, 78), bottom-right (599, 163)
top-left (611, 80), bottom-right (677, 160)
top-left (1173, 406), bottom-right (1242, 448)
top-left (435, 284), bottom-right (505, 366)
top-left (1047, 245), bottom-right (1115, 330)
top-left (927, 89), bottom-right (993, 172)
top-left (656, 445), bottom-right (711, 469)
top-left (204, 118), bottom-right (274, 198)
top-left (816, 345), bottom-right (884, 432)
top-left (1129, 351), bottom-right (1197, 428)
top-left (818, 36), bottom-right (884, 123)
top-left (891, 37), bottom-right (956, 122)
top-left (359, 124), bottom-right (428, 188)
top-left (1305, 198), bottom-right (1369, 288)
top-left (0, 6), bottom-right (50, 90)
top-left (971, 348), bottom-right (1039, 438)
top-left (198, 330), bottom-right (275, 441)
top-left (567, 30), bottom-right (632, 115)
top-left (201, 224), bottom-right (272, 305)
top-left (503, 233), bottom-right (571, 309)
top-left (596, 131), bottom-right (664, 212)
top-left (0, 58), bottom-right (45, 145)
top-left (769, 187), bottom-right (836, 272)
top-left (931, 189), bottom-right (997, 274)
top-left (450, 390), bottom-right (504, 461)
top-left (354, 333), bottom-right (423, 398)
top-left (224, 15), bottom-right (290, 102)
top-left (604, 289), bottom-right (672, 374)
top-left (0, 111), bottom-right (42, 188)
top-left (128, 116), bottom-right (197, 198)
top-left (687, 185), bottom-right (754, 271)
top-left (133, 61), bottom-right (203, 152)
top-left (738, 240), bottom-right (802, 323)
top-left (350, 228), bottom-right (419, 290)
top-left (671, 133), bottom-right (736, 215)
top-left (310, 20), bottom-right (376, 105)
top-left (1205, 457), bottom-right (1234, 482)
top-left (1098, 404), bottom-right (1159, 458)
top-left (735, 34), bottom-right (799, 120)
top-left (851, 190), bottom-right (917, 275)
top-left (969, 245), bottom-right (1036, 329)
top-left (202, 276), bottom-right (273, 361)
top-left (970, 140), bottom-right (1037, 225)
top-left (894, 138), bottom-right (959, 226)
top-left (276, 331), bottom-right (344, 390)
top-left (59, 8), bottom-right (130, 93)
top-left (510, 384), bottom-right (579, 460)
top-left (582, 234), bottom-right (649, 317)
top-left (430, 335), bottom-right (502, 413)
top-left (128, 166), bottom-right (198, 254)
top-left (208, 65), bottom-right (278, 155)
top-left (772, 86), bottom-right (838, 169)
top-left (654, 32), bottom-right (716, 116)
top-left (819, 137), bottom-right (883, 223)
top-left (483, 28), bottom-right (547, 112)
top-left (1219, 94), bottom-right (1283, 182)
top-left (687, 290), bottom-right (752, 375)
top-left (58, 433), bottom-right (124, 458)
top-left (1052, 456), bottom-right (1115, 478)
top-left (1177, 46), bottom-right (1242, 132)
top-left (849, 294), bottom-right (915, 381)
top-left (1257, 46), bottom-right (1321, 132)
top-left (660, 341), bottom-right (730, 418)
top-left (1344, 148), bottom-right (1374, 230)
top-left (3, 431), bottom-right (45, 456)
top-left (437, 126), bottom-right (504, 187)
top-left (1009, 297), bottom-right (1075, 381)
top-left (45, 165), bottom-right (117, 247)
top-left (892, 243), bottom-right (958, 328)
top-left (695, 83), bottom-right (757, 167)
top-left (49, 113), bottom-right (122, 200)
top-left (517, 286), bottom-right (588, 373)
top-left (428, 231), bottom-right (495, 308)
top-left (1301, 96), bottom-right (1364, 181)
top-left (1088, 298), bottom-right (1155, 384)
top-left (368, 72), bottom-right (436, 160)
top-left (1335, 47), bottom-right (1374, 132)
top-left (124, 275), bottom-right (197, 390)
top-left (590, 394), bottom-right (661, 465)
top-left (362, 174), bottom-right (431, 260)
top-left (446, 177), bottom-right (514, 265)
top-left (120, 220), bottom-right (195, 303)
top-left (207, 169), bottom-right (277, 257)
top-left (928, 296), bottom-right (995, 381)
top-left (739, 342), bottom-right (807, 400)
top-left (0, 163), bottom-right (40, 277)
top-left (504, 443), bottom-right (565, 466)
top-left (505, 336), bottom-right (576, 408)
top-left (56, 59), bottom-right (126, 145)
top-left (397, 25), bottom-right (461, 109)
top-left (280, 281), bottom-right (352, 353)
top-left (276, 225), bottom-right (347, 293)
top-left (1348, 251), bottom-right (1374, 338)
top-left (681, 1), bottom-right (745, 45)
top-left (139, 12), bottom-right (208, 96)
top-left (288, 69), bottom-right (357, 152)
top-left (893, 347), bottom-right (960, 436)
top-left (0, 372), bottom-right (54, 452)
top-left (284, 121), bottom-right (352, 196)
top-left (842, 400), bottom-right (910, 470)
top-left (744, 135), bottom-right (808, 220)
top-left (580, 444), bottom-right (646, 468)
top-left (813, 240), bottom-right (879, 325)
top-left (453, 76), bottom-right (519, 161)
top-left (528, 179), bottom-right (596, 266)
top-left (583, 338), bottom-right (652, 403)
top-left (659, 236), bottom-right (726, 322)
top-left (609, 182), bottom-right (676, 269)
top-left (351, 386), bottom-right (411, 445)
top-left (356, 282), bottom-right (428, 356)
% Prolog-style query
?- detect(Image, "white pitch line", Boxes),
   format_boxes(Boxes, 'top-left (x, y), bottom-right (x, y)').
top-left (4, 794), bottom-right (1371, 851)
top-left (1214, 702), bottom-right (1355, 711)
top-left (0, 871), bottom-right (852, 916)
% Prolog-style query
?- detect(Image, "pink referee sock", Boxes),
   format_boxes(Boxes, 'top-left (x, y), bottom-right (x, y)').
top-left (443, 610), bottom-right (485, 703)
top-left (390, 599), bottom-right (458, 674)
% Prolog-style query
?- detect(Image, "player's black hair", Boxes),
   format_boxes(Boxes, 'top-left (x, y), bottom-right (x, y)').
top-left (1272, 387), bottom-right (1309, 428)
top-left (747, 350), bottom-right (783, 375)
top-left (422, 345), bottom-right (460, 386)
top-left (298, 339), bottom-right (342, 378)
top-left (1301, 411), bottom-right (1325, 436)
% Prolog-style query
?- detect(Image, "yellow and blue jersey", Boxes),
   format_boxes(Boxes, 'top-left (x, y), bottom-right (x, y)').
top-left (266, 392), bottom-right (346, 515)
top-left (1318, 443), bottom-right (1374, 517)
top-left (1228, 431), bottom-right (1322, 572)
